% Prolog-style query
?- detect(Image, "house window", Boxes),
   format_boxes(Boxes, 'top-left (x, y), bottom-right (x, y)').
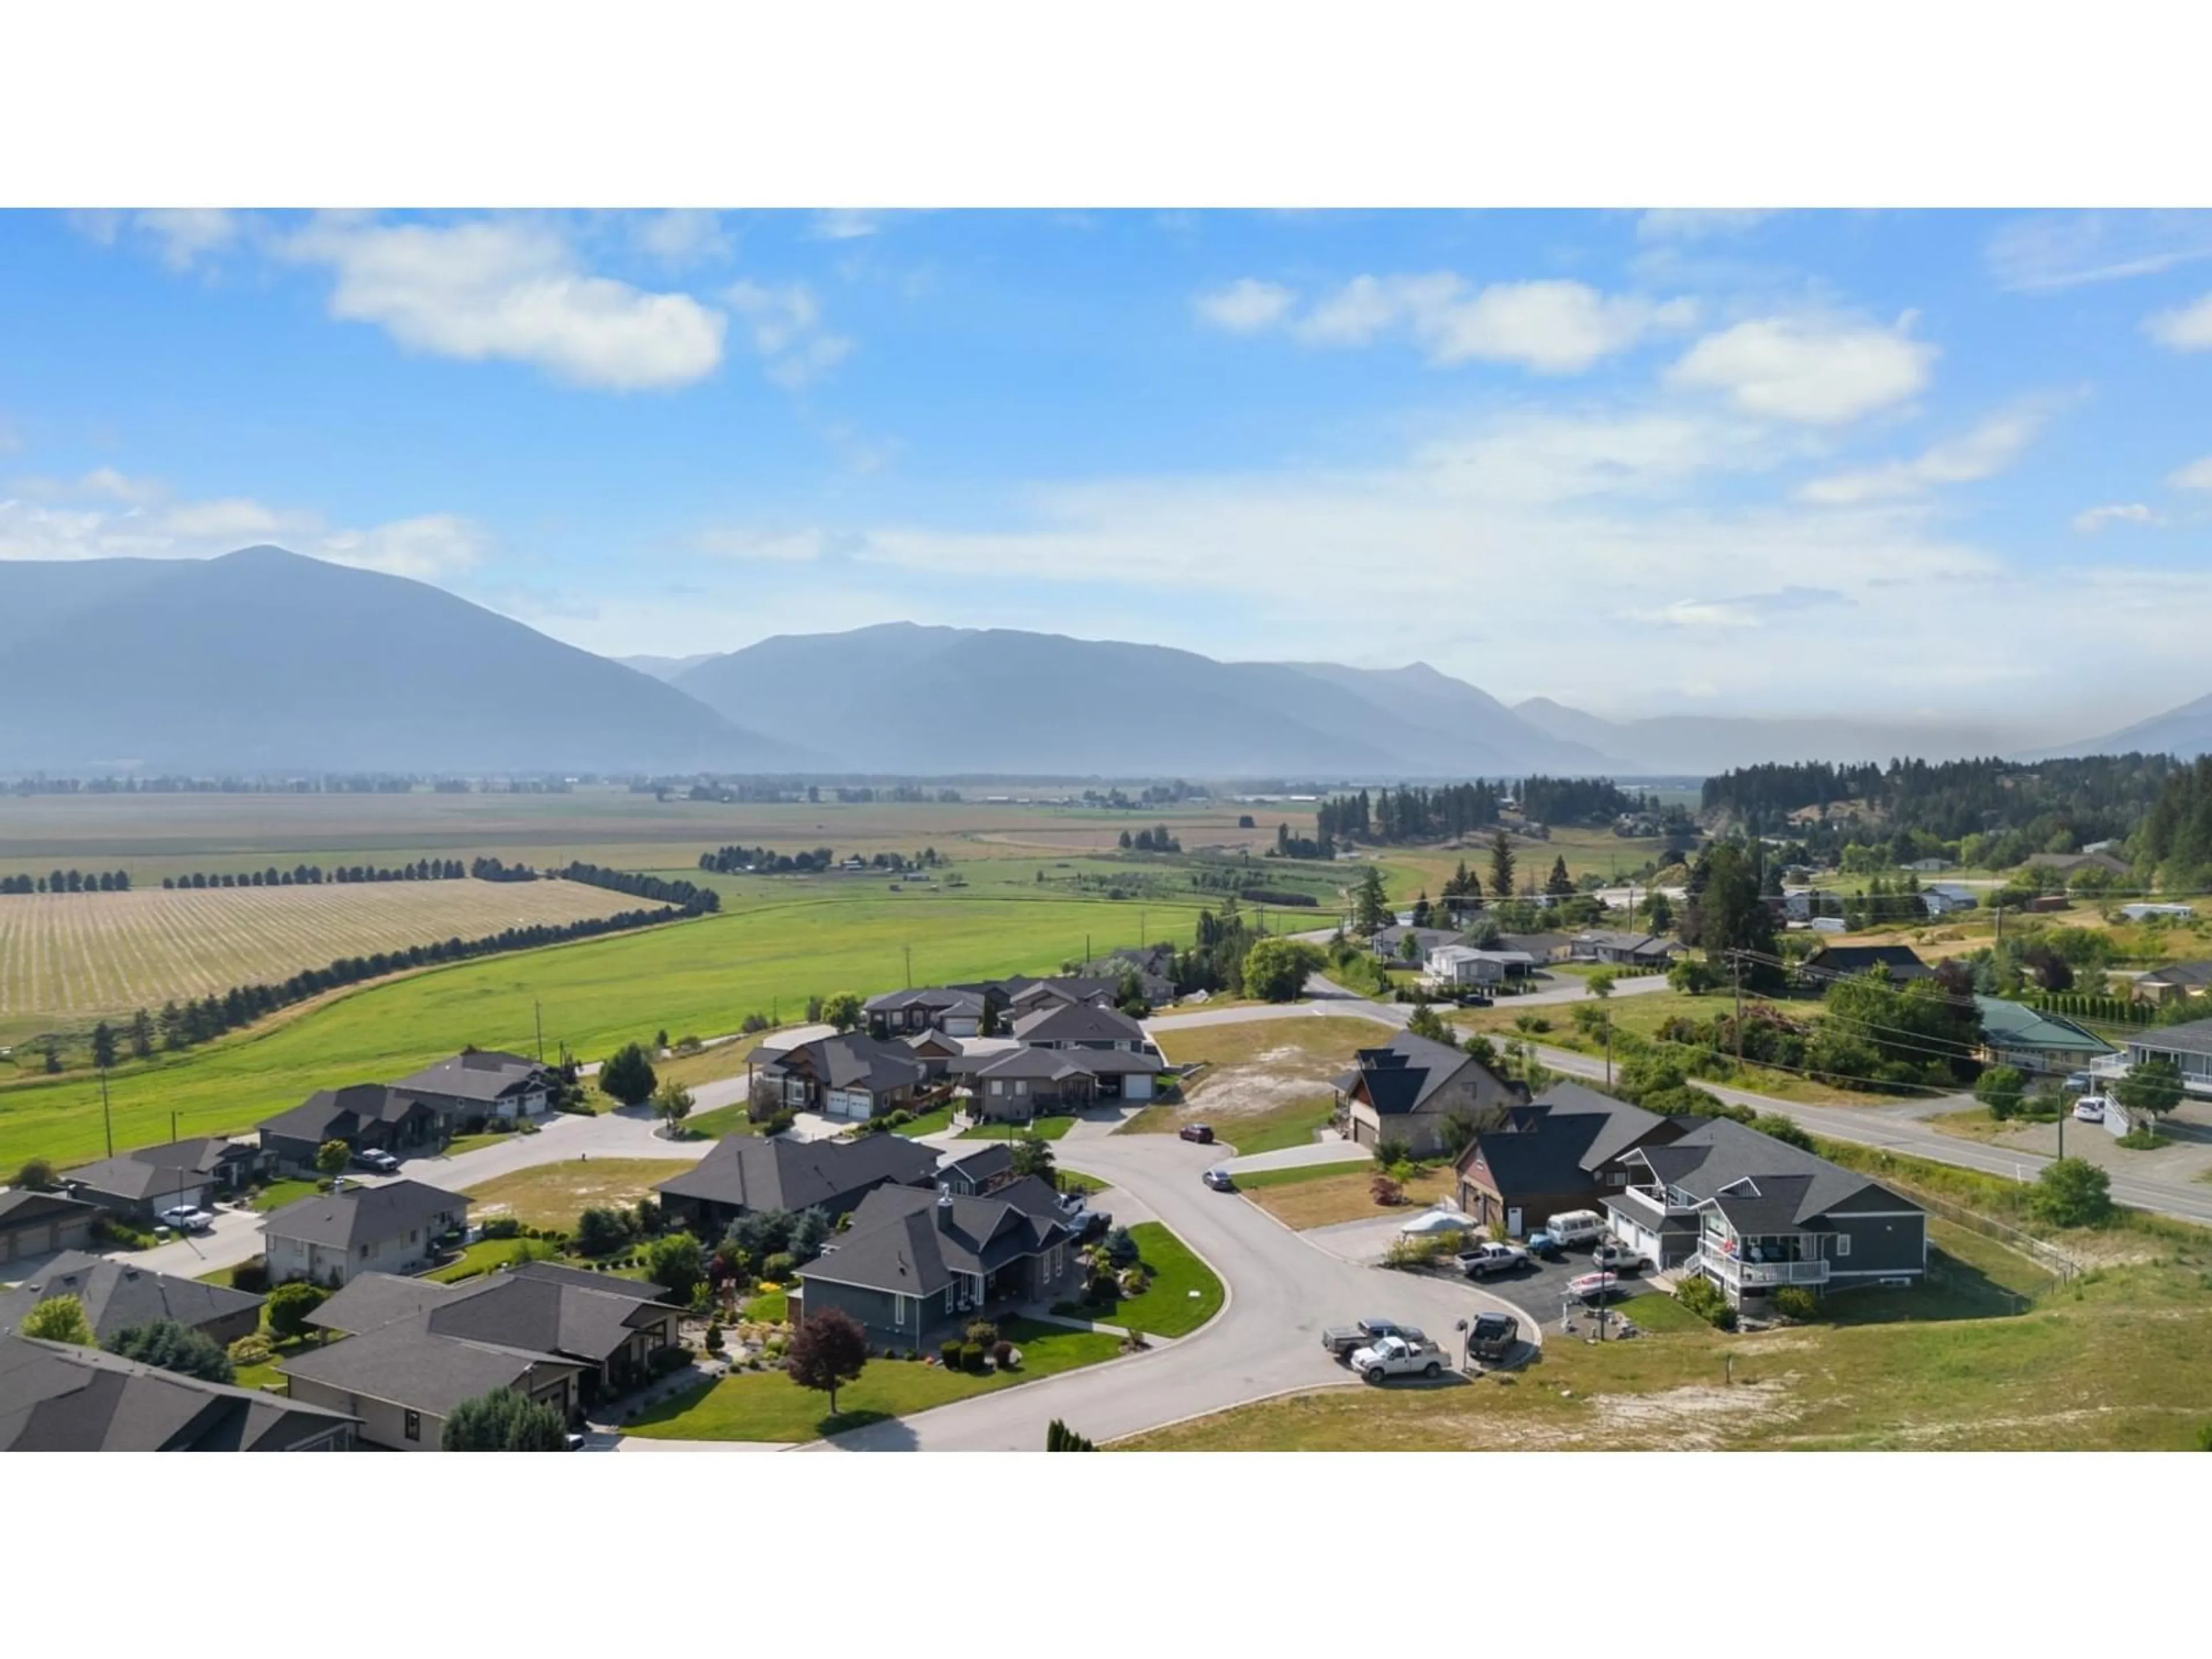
top-left (358, 1244), bottom-right (370, 1259)
top-left (944, 1284), bottom-right (955, 1312)
top-left (990, 1080), bottom-right (1003, 1095)
top-left (408, 1230), bottom-right (418, 1244)
top-left (404, 1410), bottom-right (421, 1442)
top-left (893, 1293), bottom-right (909, 1325)
top-left (1834, 1234), bottom-right (1851, 1257)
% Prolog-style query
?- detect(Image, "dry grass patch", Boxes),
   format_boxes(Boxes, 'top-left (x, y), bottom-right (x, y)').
top-left (1246, 1165), bottom-right (1452, 1229)
top-left (461, 1158), bottom-right (695, 1229)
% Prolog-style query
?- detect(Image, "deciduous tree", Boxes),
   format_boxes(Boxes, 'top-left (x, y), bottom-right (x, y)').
top-left (21, 1294), bottom-right (93, 1346)
top-left (104, 1320), bottom-right (234, 1384)
top-left (786, 1308), bottom-right (870, 1416)
top-left (643, 1233), bottom-right (705, 1301)
top-left (313, 1139), bottom-right (351, 1183)
top-left (820, 991), bottom-right (864, 1032)
top-left (599, 1041), bottom-right (658, 1108)
top-left (265, 1281), bottom-right (328, 1340)
top-left (2031, 1157), bottom-right (2113, 1228)
top-left (441, 1387), bottom-right (569, 1450)
top-left (653, 1078), bottom-right (695, 1133)
top-left (2115, 1057), bottom-right (2184, 1128)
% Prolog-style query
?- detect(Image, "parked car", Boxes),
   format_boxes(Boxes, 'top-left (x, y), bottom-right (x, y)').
top-left (2063, 1071), bottom-right (2093, 1094)
top-left (2073, 1094), bottom-right (2110, 1123)
top-left (1454, 1240), bottom-right (1531, 1279)
top-left (1202, 1166), bottom-right (1235, 1191)
top-left (351, 1147), bottom-right (401, 1173)
top-left (1322, 1318), bottom-right (1427, 1359)
top-left (1464, 1311), bottom-right (1520, 1363)
top-left (1349, 1334), bottom-right (1447, 1382)
top-left (1591, 1240), bottom-right (1643, 1274)
top-left (1567, 1271), bottom-right (1622, 1303)
top-left (158, 1206), bottom-right (215, 1233)
top-left (1524, 1230), bottom-right (1567, 1261)
top-left (1179, 1123), bottom-right (1215, 1144)
top-left (1541, 1209), bottom-right (1607, 1249)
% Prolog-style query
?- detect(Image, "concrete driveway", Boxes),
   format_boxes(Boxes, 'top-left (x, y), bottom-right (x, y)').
top-left (803, 1128), bottom-right (1543, 1452)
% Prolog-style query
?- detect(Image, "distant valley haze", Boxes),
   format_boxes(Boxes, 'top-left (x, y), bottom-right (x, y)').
top-left (0, 545), bottom-right (2205, 779)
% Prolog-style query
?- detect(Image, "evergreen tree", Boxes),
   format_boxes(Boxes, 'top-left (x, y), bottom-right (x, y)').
top-left (1544, 855), bottom-right (1574, 897)
top-left (90, 1021), bottom-right (117, 1070)
top-left (1352, 866), bottom-right (1392, 934)
top-left (1488, 831), bottom-right (1516, 906)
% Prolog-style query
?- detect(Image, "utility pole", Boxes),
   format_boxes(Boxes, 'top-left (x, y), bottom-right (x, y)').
top-left (1732, 953), bottom-right (1745, 1068)
top-left (1604, 1013), bottom-right (1613, 1088)
top-left (534, 999), bottom-right (544, 1063)
top-left (903, 944), bottom-right (912, 988)
top-left (99, 1065), bottom-right (113, 1158)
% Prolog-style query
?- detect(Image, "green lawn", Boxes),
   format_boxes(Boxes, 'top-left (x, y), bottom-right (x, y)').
top-left (1056, 1169), bottom-right (1108, 1198)
top-left (425, 1237), bottom-right (540, 1283)
top-left (1226, 1157), bottom-right (1374, 1191)
top-left (247, 1177), bottom-right (322, 1212)
top-left (1617, 1291), bottom-right (1706, 1332)
top-left (896, 1101), bottom-right (959, 1138)
top-left (0, 890), bottom-right (1203, 1171)
top-left (1056, 1221), bottom-right (1224, 1338)
top-left (681, 1102), bottom-right (763, 1141)
top-left (624, 1317), bottom-right (1120, 1441)
top-left (957, 1113), bottom-right (1078, 1141)
top-left (741, 1286), bottom-right (789, 1322)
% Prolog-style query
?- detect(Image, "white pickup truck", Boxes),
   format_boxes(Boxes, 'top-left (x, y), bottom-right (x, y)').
top-left (1454, 1241), bottom-right (1531, 1279)
top-left (1348, 1334), bottom-right (1448, 1383)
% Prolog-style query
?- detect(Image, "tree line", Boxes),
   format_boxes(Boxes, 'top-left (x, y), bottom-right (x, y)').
top-left (698, 844), bottom-right (840, 874)
top-left (171, 859), bottom-right (471, 889)
top-left (2134, 756), bottom-right (2212, 892)
top-left (557, 861), bottom-right (721, 914)
top-left (1, 869), bottom-right (134, 894)
top-left (1118, 825), bottom-right (1181, 852)
top-left (1315, 777), bottom-right (1656, 846)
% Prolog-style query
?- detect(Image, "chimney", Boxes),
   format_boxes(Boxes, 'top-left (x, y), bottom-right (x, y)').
top-left (935, 1182), bottom-right (953, 1232)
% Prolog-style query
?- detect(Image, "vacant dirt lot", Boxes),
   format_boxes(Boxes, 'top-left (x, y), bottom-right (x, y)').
top-left (463, 1158), bottom-right (696, 1230)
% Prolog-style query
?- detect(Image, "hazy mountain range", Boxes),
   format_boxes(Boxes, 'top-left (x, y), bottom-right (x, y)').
top-left (1, 547), bottom-right (2206, 778)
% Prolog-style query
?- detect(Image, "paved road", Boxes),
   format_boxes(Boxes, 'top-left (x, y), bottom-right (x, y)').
top-left (1216, 1141), bottom-right (1369, 1176)
top-left (803, 1127), bottom-right (1543, 1452)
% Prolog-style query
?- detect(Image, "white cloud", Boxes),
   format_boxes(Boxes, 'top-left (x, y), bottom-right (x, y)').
top-left (630, 210), bottom-right (733, 268)
top-left (279, 217), bottom-right (727, 392)
top-left (2072, 503), bottom-right (2159, 533)
top-left (691, 526), bottom-right (830, 563)
top-left (2146, 293), bottom-right (2212, 352)
top-left (153, 496), bottom-right (318, 541)
top-left (724, 281), bottom-right (853, 387)
top-left (8, 467), bottom-right (167, 505)
top-left (314, 514), bottom-right (488, 579)
top-left (135, 209), bottom-right (241, 271)
top-left (1987, 211), bottom-right (2212, 292)
top-left (1635, 210), bottom-right (1777, 243)
top-left (1221, 274), bottom-right (1692, 373)
top-left (812, 210), bottom-right (891, 241)
top-left (1194, 279), bottom-right (1296, 334)
top-left (1669, 314), bottom-right (1935, 425)
top-left (2171, 455), bottom-right (2212, 491)
top-left (1799, 403), bottom-right (2051, 503)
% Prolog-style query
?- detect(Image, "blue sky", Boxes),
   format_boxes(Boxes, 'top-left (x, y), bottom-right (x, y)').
top-left (4, 207), bottom-right (2211, 740)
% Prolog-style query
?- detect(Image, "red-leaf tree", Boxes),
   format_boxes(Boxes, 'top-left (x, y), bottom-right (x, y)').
top-left (785, 1307), bottom-right (870, 1416)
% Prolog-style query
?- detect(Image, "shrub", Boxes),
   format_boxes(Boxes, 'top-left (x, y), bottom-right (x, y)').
top-left (105, 1320), bottom-right (234, 1384)
top-left (703, 1325), bottom-right (725, 1354)
top-left (575, 1206), bottom-right (635, 1256)
top-left (1675, 1274), bottom-right (1737, 1331)
top-left (266, 1281), bottom-right (328, 1340)
top-left (991, 1339), bottom-right (1014, 1370)
top-left (480, 1216), bottom-right (523, 1240)
top-left (648, 1345), bottom-right (690, 1377)
top-left (1373, 1135), bottom-right (1411, 1169)
top-left (964, 1319), bottom-right (1001, 1349)
top-left (959, 1342), bottom-right (986, 1373)
top-left (228, 1332), bottom-right (274, 1365)
top-left (762, 1251), bottom-right (796, 1282)
top-left (229, 1257), bottom-right (271, 1294)
top-left (940, 1338), bottom-right (964, 1368)
top-left (1770, 1286), bottom-right (1820, 1321)
top-left (1370, 1175), bottom-right (1404, 1206)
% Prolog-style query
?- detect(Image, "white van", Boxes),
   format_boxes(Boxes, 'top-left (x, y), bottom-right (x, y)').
top-left (1540, 1209), bottom-right (1606, 1248)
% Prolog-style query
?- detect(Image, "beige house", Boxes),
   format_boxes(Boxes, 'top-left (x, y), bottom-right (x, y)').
top-left (1334, 1031), bottom-right (1524, 1158)
top-left (259, 1180), bottom-right (466, 1289)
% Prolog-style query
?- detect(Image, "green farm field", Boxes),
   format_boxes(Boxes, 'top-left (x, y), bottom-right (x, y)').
top-left (0, 891), bottom-right (1206, 1171)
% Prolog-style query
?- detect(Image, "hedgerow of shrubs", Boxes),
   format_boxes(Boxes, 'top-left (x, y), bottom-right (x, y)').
top-left (1675, 1274), bottom-right (1738, 1331)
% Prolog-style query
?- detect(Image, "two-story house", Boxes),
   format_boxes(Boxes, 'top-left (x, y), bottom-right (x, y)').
top-left (257, 1084), bottom-right (446, 1175)
top-left (258, 1180), bottom-right (467, 1289)
top-left (1334, 1030), bottom-right (1525, 1158)
top-left (752, 1032), bottom-right (931, 1123)
top-left (1604, 1118), bottom-right (1928, 1308)
top-left (2104, 1014), bottom-right (2212, 1101)
top-left (390, 1049), bottom-right (560, 1125)
top-left (1453, 1081), bottom-right (1685, 1238)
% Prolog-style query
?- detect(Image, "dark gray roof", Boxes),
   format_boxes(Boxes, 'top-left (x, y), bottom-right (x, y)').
top-left (1457, 1084), bottom-right (1675, 1200)
top-left (1804, 944), bottom-right (1933, 983)
top-left (762, 1033), bottom-right (928, 1096)
top-left (1499, 932), bottom-right (1571, 955)
top-left (258, 1179), bottom-right (466, 1250)
top-left (279, 1315), bottom-right (582, 1419)
top-left (390, 1050), bottom-right (552, 1104)
top-left (657, 1132), bottom-right (937, 1214)
top-left (308, 1272), bottom-right (471, 1336)
top-left (865, 987), bottom-right (986, 1017)
top-left (60, 1138), bottom-right (248, 1204)
top-left (974, 1047), bottom-right (1089, 1081)
top-left (940, 1143), bottom-right (1014, 1183)
top-left (2137, 960), bottom-right (2212, 989)
top-left (800, 1183), bottom-right (1071, 1298)
top-left (0, 1335), bottom-right (356, 1452)
top-left (1349, 1030), bottom-right (1498, 1117)
top-left (1371, 925), bottom-right (1464, 957)
top-left (256, 1082), bottom-right (427, 1142)
top-left (2130, 1016), bottom-right (2212, 1058)
top-left (0, 1252), bottom-right (264, 1345)
top-left (309, 1263), bottom-right (672, 1368)
top-left (1622, 1117), bottom-right (1919, 1234)
top-left (1010, 1001), bottom-right (1148, 1045)
top-left (0, 1189), bottom-right (101, 1232)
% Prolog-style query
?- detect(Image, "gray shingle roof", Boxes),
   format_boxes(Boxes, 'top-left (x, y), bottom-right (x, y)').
top-left (1010, 1000), bottom-right (1147, 1045)
top-left (256, 1082), bottom-right (427, 1142)
top-left (2137, 960), bottom-right (2212, 990)
top-left (799, 1182), bottom-right (1070, 1298)
top-left (657, 1132), bottom-right (937, 1215)
top-left (390, 1050), bottom-right (552, 1104)
top-left (278, 1317), bottom-right (581, 1420)
top-left (2130, 1016), bottom-right (2212, 1058)
top-left (1349, 1029), bottom-right (1498, 1117)
top-left (258, 1179), bottom-right (466, 1251)
top-left (0, 1334), bottom-right (356, 1452)
top-left (762, 1033), bottom-right (929, 1095)
top-left (0, 1189), bottom-right (101, 1232)
top-left (60, 1138), bottom-right (248, 1204)
top-left (1622, 1117), bottom-right (1918, 1234)
top-left (0, 1252), bottom-right (264, 1345)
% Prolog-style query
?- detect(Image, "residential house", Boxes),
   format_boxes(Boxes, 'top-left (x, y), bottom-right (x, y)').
top-left (1498, 931), bottom-right (1573, 964)
top-left (1973, 996), bottom-right (2115, 1077)
top-left (2120, 903), bottom-right (2195, 922)
top-left (2023, 893), bottom-right (2073, 915)
top-left (59, 1137), bottom-right (267, 1225)
top-left (0, 1189), bottom-right (100, 1266)
top-left (256, 1083), bottom-right (445, 1175)
top-left (1782, 889), bottom-right (1841, 923)
top-left (1000, 976), bottom-right (1120, 1018)
top-left (1371, 924), bottom-right (1464, 965)
top-left (259, 1180), bottom-right (467, 1289)
top-left (1801, 943), bottom-right (1934, 987)
top-left (0, 1252), bottom-right (264, 1349)
top-left (1334, 1030), bottom-right (1526, 1158)
top-left (937, 1142), bottom-right (1018, 1197)
top-left (279, 1308), bottom-right (582, 1452)
top-left (296, 1261), bottom-right (679, 1433)
top-left (389, 1050), bottom-right (560, 1124)
top-left (1424, 945), bottom-right (1534, 990)
top-left (1567, 930), bottom-right (1683, 968)
top-left (2024, 851), bottom-right (2130, 879)
top-left (2102, 1016), bottom-right (2212, 1100)
top-left (753, 1032), bottom-right (931, 1122)
top-left (865, 986), bottom-right (994, 1039)
top-left (791, 1177), bottom-right (1077, 1350)
top-left (2131, 960), bottom-right (2212, 1005)
top-left (1921, 882), bottom-right (1980, 917)
top-left (969, 1046), bottom-right (1097, 1122)
top-left (0, 1335), bottom-right (358, 1452)
top-left (1453, 1081), bottom-right (1687, 1238)
top-left (1605, 1117), bottom-right (1929, 1307)
top-left (1902, 857), bottom-right (1953, 873)
top-left (1809, 915), bottom-right (1849, 933)
top-left (2082, 839), bottom-right (2122, 857)
top-left (656, 1133), bottom-right (938, 1236)
top-left (1009, 999), bottom-right (1149, 1051)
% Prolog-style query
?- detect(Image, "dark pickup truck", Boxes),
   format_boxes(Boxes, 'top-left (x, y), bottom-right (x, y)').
top-left (1321, 1318), bottom-right (1427, 1361)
